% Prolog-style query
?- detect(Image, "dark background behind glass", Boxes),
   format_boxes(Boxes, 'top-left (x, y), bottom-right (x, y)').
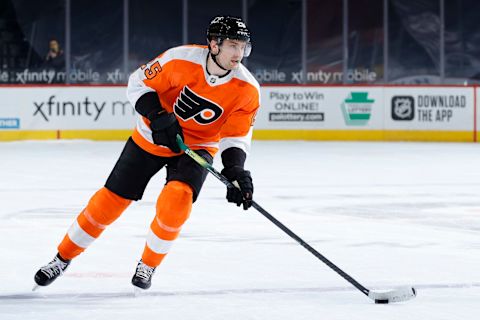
top-left (248, 0), bottom-right (301, 84)
top-left (129, 1), bottom-right (182, 71)
top-left (0, 0), bottom-right (65, 83)
top-left (70, 0), bottom-right (123, 83)
top-left (1, 0), bottom-right (480, 84)
top-left (388, 0), bottom-right (440, 83)
top-left (348, 0), bottom-right (383, 83)
top-left (307, 0), bottom-right (343, 84)
top-left (444, 0), bottom-right (480, 81)
top-left (188, 0), bottom-right (242, 45)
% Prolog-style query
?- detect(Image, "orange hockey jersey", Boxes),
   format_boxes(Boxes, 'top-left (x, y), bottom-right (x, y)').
top-left (126, 45), bottom-right (260, 158)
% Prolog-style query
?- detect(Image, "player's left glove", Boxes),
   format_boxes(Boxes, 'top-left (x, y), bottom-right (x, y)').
top-left (134, 92), bottom-right (184, 153)
top-left (148, 111), bottom-right (184, 153)
top-left (221, 166), bottom-right (253, 210)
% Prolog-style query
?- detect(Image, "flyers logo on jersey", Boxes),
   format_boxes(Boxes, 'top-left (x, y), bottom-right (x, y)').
top-left (174, 86), bottom-right (224, 125)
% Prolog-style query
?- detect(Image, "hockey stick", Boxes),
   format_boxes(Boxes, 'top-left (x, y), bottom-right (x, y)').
top-left (176, 135), bottom-right (416, 304)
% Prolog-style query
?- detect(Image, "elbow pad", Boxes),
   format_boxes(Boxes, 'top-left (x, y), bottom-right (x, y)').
top-left (135, 92), bottom-right (164, 118)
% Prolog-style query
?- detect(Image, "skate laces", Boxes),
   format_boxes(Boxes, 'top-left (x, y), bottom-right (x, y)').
top-left (40, 257), bottom-right (69, 278)
top-left (135, 262), bottom-right (155, 280)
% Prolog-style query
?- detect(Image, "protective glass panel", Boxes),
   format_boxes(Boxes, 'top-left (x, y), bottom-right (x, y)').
top-left (388, 0), bottom-right (440, 84)
top-left (188, 0), bottom-right (242, 45)
top-left (307, 0), bottom-right (343, 84)
top-left (129, 1), bottom-right (182, 73)
top-left (70, 0), bottom-right (123, 84)
top-left (0, 0), bottom-right (65, 84)
top-left (444, 0), bottom-right (480, 84)
top-left (247, 0), bottom-right (302, 84)
top-left (347, 0), bottom-right (384, 83)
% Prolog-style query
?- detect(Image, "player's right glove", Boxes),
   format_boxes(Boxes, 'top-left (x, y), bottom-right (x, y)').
top-left (148, 111), bottom-right (184, 153)
top-left (221, 166), bottom-right (254, 210)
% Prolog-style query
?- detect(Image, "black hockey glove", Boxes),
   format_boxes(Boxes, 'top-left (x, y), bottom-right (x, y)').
top-left (148, 111), bottom-right (184, 153)
top-left (221, 166), bottom-right (253, 210)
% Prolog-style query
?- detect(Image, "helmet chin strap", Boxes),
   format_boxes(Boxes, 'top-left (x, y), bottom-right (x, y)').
top-left (209, 50), bottom-right (229, 72)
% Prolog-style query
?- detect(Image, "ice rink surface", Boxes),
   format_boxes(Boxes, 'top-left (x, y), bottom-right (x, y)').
top-left (1, 140), bottom-right (479, 320)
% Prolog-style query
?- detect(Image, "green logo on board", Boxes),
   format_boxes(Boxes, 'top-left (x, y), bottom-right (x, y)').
top-left (341, 92), bottom-right (375, 126)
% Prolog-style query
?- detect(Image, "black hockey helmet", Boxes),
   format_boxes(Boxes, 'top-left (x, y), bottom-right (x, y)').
top-left (207, 16), bottom-right (252, 57)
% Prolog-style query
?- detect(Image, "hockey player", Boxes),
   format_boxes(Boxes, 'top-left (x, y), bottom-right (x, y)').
top-left (34, 15), bottom-right (259, 290)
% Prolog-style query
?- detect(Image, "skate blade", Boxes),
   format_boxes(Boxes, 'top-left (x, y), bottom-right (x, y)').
top-left (32, 284), bottom-right (40, 292)
top-left (133, 286), bottom-right (146, 297)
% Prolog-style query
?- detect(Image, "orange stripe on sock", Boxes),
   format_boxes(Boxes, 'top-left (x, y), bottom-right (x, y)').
top-left (57, 187), bottom-right (131, 261)
top-left (139, 181), bottom-right (195, 268)
top-left (77, 210), bottom-right (104, 238)
top-left (74, 187), bottom-right (132, 239)
top-left (150, 218), bottom-right (180, 241)
top-left (155, 216), bottom-right (181, 232)
top-left (83, 209), bottom-right (106, 229)
top-left (149, 180), bottom-right (194, 240)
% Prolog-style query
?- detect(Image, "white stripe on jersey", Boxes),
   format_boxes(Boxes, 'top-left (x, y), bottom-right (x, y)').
top-left (234, 64), bottom-right (261, 92)
top-left (126, 69), bottom-right (155, 108)
top-left (219, 126), bottom-right (254, 155)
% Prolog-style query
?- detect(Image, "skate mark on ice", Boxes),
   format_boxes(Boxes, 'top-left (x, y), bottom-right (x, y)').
top-left (3, 207), bottom-right (81, 220)
top-left (2, 282), bottom-right (480, 301)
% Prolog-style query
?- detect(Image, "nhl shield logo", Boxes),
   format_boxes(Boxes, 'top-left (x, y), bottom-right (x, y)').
top-left (391, 96), bottom-right (415, 121)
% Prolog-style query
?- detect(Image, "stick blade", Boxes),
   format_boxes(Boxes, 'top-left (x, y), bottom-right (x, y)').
top-left (368, 286), bottom-right (417, 304)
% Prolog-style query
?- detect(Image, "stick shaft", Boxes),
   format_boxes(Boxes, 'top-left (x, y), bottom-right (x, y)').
top-left (178, 136), bottom-right (370, 296)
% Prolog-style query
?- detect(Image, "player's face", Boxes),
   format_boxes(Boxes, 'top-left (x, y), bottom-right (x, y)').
top-left (217, 39), bottom-right (247, 69)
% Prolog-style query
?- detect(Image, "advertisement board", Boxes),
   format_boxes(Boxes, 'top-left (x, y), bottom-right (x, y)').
top-left (256, 87), bottom-right (384, 130)
top-left (384, 87), bottom-right (474, 131)
top-left (0, 87), bottom-right (135, 131)
top-left (0, 85), bottom-right (476, 142)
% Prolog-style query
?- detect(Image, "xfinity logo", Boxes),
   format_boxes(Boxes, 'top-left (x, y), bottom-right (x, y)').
top-left (392, 96), bottom-right (415, 121)
top-left (33, 95), bottom-right (133, 122)
top-left (174, 86), bottom-right (223, 125)
top-left (15, 69), bottom-right (56, 84)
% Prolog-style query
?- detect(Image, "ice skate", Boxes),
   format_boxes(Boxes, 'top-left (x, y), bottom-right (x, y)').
top-left (33, 253), bottom-right (71, 289)
top-left (131, 260), bottom-right (156, 291)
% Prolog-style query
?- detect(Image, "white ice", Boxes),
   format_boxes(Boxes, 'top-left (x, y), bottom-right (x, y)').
top-left (1, 140), bottom-right (479, 320)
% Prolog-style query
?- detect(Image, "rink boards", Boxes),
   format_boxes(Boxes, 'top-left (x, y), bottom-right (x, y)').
top-left (0, 85), bottom-right (478, 142)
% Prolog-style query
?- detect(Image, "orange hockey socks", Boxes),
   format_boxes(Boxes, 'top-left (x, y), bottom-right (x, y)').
top-left (141, 181), bottom-right (193, 267)
top-left (58, 187), bottom-right (131, 260)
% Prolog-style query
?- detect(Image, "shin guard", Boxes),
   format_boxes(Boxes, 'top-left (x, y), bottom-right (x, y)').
top-left (58, 187), bottom-right (131, 260)
top-left (141, 181), bottom-right (193, 267)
